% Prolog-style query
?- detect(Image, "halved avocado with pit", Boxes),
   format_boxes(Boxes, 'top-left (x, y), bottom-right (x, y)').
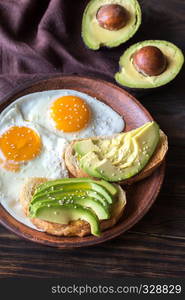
top-left (115, 40), bottom-right (184, 88)
top-left (82, 0), bottom-right (141, 50)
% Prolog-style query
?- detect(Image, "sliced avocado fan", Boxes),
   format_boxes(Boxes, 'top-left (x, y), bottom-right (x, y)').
top-left (74, 122), bottom-right (160, 182)
top-left (29, 178), bottom-right (121, 236)
top-left (82, 0), bottom-right (141, 50)
top-left (115, 40), bottom-right (184, 88)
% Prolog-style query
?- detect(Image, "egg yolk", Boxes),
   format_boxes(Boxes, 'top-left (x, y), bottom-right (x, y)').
top-left (0, 126), bottom-right (42, 172)
top-left (50, 96), bottom-right (91, 133)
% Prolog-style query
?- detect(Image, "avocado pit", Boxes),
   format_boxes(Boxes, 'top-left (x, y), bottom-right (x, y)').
top-left (96, 4), bottom-right (128, 31)
top-left (133, 46), bottom-right (167, 76)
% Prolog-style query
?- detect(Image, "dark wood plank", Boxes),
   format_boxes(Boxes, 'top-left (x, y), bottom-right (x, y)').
top-left (130, 0), bottom-right (185, 241)
top-left (0, 226), bottom-right (184, 278)
top-left (139, 76), bottom-right (185, 147)
top-left (129, 145), bottom-right (185, 237)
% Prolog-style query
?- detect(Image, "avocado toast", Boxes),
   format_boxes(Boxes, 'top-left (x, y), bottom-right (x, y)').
top-left (20, 177), bottom-right (126, 237)
top-left (65, 122), bottom-right (168, 184)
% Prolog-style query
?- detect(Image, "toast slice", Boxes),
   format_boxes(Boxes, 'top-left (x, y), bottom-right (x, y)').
top-left (64, 130), bottom-right (168, 185)
top-left (20, 178), bottom-right (126, 237)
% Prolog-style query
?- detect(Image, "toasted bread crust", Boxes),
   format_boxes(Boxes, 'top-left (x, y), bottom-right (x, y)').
top-left (20, 177), bottom-right (48, 216)
top-left (64, 130), bottom-right (168, 185)
top-left (20, 178), bottom-right (126, 237)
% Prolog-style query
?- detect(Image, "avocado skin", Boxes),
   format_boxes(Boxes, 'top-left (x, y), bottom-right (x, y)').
top-left (115, 71), bottom-right (185, 97)
top-left (115, 80), bottom-right (155, 97)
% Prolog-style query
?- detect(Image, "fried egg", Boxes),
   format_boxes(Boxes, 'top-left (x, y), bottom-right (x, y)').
top-left (0, 106), bottom-right (68, 228)
top-left (19, 89), bottom-right (125, 140)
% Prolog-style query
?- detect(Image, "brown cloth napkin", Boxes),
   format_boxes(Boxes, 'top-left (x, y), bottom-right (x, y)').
top-left (0, 0), bottom-right (184, 99)
top-left (0, 0), bottom-right (118, 98)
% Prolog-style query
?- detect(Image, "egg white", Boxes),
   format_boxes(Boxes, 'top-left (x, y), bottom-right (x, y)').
top-left (0, 106), bottom-right (69, 229)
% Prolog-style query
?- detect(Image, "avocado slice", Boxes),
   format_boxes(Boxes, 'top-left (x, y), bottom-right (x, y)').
top-left (30, 196), bottom-right (110, 220)
top-left (74, 122), bottom-right (150, 162)
top-left (36, 178), bottom-right (117, 197)
top-left (97, 180), bottom-right (118, 196)
top-left (74, 139), bottom-right (100, 156)
top-left (101, 133), bottom-right (131, 164)
top-left (94, 122), bottom-right (160, 181)
top-left (82, 0), bottom-right (141, 50)
top-left (115, 40), bottom-right (184, 88)
top-left (111, 123), bottom-right (152, 166)
top-left (31, 204), bottom-right (100, 236)
top-left (75, 197), bottom-right (110, 219)
top-left (35, 180), bottom-right (113, 204)
top-left (78, 149), bottom-right (139, 180)
top-left (79, 152), bottom-right (102, 178)
top-left (76, 122), bottom-right (160, 181)
top-left (75, 122), bottom-right (151, 169)
top-left (112, 136), bottom-right (137, 167)
top-left (31, 189), bottom-right (110, 210)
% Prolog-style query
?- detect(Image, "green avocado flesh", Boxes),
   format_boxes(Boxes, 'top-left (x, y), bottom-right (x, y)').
top-left (34, 204), bottom-right (101, 237)
top-left (115, 40), bottom-right (184, 88)
top-left (30, 197), bottom-right (110, 220)
top-left (32, 190), bottom-right (109, 209)
top-left (29, 178), bottom-right (119, 236)
top-left (82, 0), bottom-right (141, 50)
top-left (36, 177), bottom-right (117, 197)
top-left (73, 122), bottom-right (160, 182)
top-left (34, 181), bottom-right (113, 204)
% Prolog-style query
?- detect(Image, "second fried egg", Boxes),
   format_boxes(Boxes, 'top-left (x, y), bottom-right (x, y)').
top-left (19, 90), bottom-right (125, 140)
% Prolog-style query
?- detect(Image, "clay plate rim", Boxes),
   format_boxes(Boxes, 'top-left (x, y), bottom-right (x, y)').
top-left (0, 75), bottom-right (165, 248)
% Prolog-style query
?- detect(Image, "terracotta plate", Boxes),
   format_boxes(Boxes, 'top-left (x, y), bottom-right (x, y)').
top-left (0, 75), bottom-right (165, 248)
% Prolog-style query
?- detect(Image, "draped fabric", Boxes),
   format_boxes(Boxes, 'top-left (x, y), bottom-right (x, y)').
top-left (0, 0), bottom-right (184, 98)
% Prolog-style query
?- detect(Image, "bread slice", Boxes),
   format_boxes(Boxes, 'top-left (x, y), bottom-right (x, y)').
top-left (64, 130), bottom-right (168, 185)
top-left (20, 178), bottom-right (126, 237)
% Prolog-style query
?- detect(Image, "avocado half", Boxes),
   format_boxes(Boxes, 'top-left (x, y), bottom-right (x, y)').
top-left (115, 40), bottom-right (184, 89)
top-left (82, 0), bottom-right (142, 50)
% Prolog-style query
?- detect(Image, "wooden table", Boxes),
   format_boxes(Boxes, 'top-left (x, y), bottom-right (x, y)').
top-left (0, 0), bottom-right (185, 278)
